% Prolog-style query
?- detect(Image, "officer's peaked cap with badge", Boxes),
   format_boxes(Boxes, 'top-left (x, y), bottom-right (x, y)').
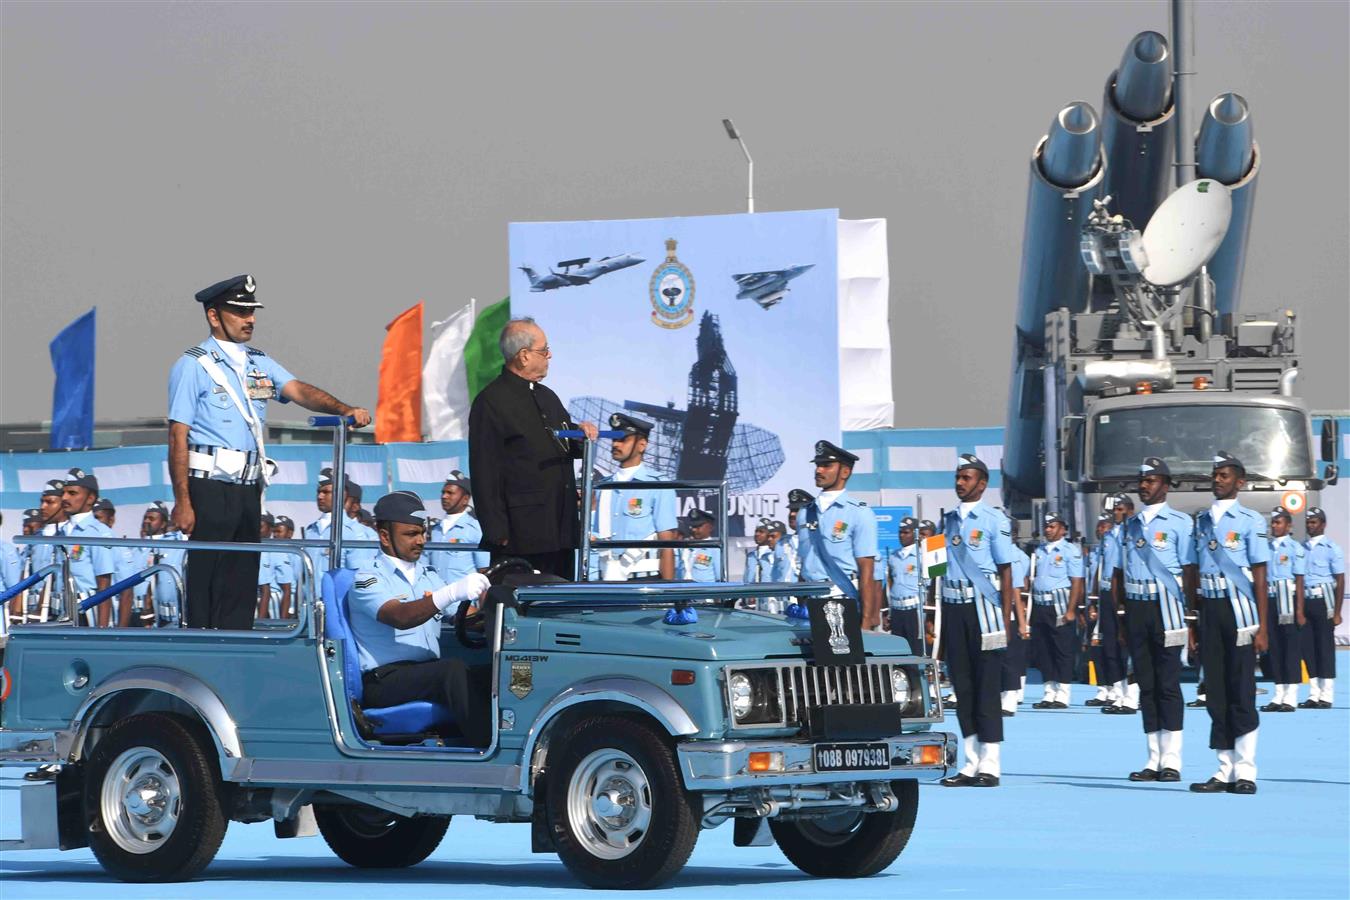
top-left (1211, 450), bottom-right (1245, 474)
top-left (812, 440), bottom-right (858, 466)
top-left (196, 274), bottom-right (262, 309)
top-left (373, 491), bottom-right (430, 526)
top-left (609, 413), bottom-right (654, 438)
top-left (1269, 507), bottom-right (1292, 522)
top-left (1306, 506), bottom-right (1326, 521)
top-left (1097, 512), bottom-right (1113, 524)
top-left (444, 469), bottom-right (472, 491)
top-left (65, 468), bottom-right (99, 492)
top-left (1043, 511), bottom-right (1067, 527)
top-left (147, 500), bottom-right (171, 517)
top-left (768, 520), bottom-right (786, 534)
top-left (274, 515), bottom-right (294, 529)
top-left (91, 498), bottom-right (115, 513)
top-left (345, 481), bottom-right (363, 502)
top-left (260, 511), bottom-right (275, 527)
top-left (22, 508), bottom-right (41, 525)
top-left (755, 517), bottom-right (771, 530)
top-left (899, 516), bottom-right (918, 531)
top-left (919, 519), bottom-right (936, 532)
top-left (787, 488), bottom-right (813, 511)
top-left (686, 507), bottom-right (715, 526)
top-left (1139, 456), bottom-right (1171, 477)
top-left (1106, 491), bottom-right (1134, 507)
top-left (41, 479), bottom-right (66, 497)
top-left (955, 453), bottom-right (988, 477)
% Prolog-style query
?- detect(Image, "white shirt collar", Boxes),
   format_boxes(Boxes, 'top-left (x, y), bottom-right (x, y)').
top-left (817, 489), bottom-right (845, 511)
top-left (382, 552), bottom-right (418, 585)
top-left (211, 336), bottom-right (249, 370)
top-left (612, 462), bottom-right (644, 482)
top-left (1210, 498), bottom-right (1238, 522)
top-left (314, 512), bottom-right (332, 531)
top-left (1308, 534), bottom-right (1326, 546)
top-left (67, 511), bottom-right (94, 530)
top-left (1141, 502), bottom-right (1167, 524)
top-left (959, 500), bottom-right (980, 518)
top-left (441, 510), bottom-right (466, 531)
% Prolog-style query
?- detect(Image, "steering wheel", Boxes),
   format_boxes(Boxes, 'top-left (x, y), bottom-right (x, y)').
top-left (454, 557), bottom-right (534, 649)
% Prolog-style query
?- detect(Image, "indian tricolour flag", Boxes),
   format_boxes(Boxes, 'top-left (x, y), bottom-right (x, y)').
top-left (922, 535), bottom-right (947, 578)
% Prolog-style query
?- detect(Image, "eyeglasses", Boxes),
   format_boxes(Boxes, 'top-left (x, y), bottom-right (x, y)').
top-left (523, 344), bottom-right (550, 356)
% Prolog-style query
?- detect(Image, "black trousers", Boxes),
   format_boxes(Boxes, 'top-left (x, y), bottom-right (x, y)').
top-left (362, 658), bottom-right (494, 747)
top-left (493, 548), bottom-right (574, 580)
top-left (1201, 596), bottom-right (1258, 749)
top-left (1029, 604), bottom-right (1075, 684)
top-left (1124, 600), bottom-right (1183, 734)
top-left (1093, 592), bottom-right (1126, 685)
top-left (888, 605), bottom-right (923, 653)
top-left (1302, 597), bottom-right (1336, 679)
top-left (942, 602), bottom-right (1004, 744)
top-left (185, 477), bottom-right (260, 630)
top-left (1267, 619), bottom-right (1303, 684)
top-left (1001, 622), bottom-right (1028, 691)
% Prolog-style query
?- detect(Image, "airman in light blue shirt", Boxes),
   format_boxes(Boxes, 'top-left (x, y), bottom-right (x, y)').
top-left (589, 414), bottom-right (678, 580)
top-left (677, 508), bottom-right (722, 583)
top-left (429, 471), bottom-right (490, 582)
top-left (797, 441), bottom-right (881, 627)
top-left (168, 336), bottom-right (295, 455)
top-left (349, 549), bottom-right (448, 671)
top-left (886, 517), bottom-right (921, 609)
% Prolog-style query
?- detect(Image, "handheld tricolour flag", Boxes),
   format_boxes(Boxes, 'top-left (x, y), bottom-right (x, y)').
top-left (922, 535), bottom-right (947, 578)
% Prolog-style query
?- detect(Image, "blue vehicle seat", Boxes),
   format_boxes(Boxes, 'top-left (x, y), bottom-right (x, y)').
top-left (322, 568), bottom-right (454, 739)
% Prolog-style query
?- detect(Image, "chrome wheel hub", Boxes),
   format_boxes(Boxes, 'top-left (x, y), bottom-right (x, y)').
top-left (566, 749), bottom-right (652, 860)
top-left (100, 747), bottom-right (182, 854)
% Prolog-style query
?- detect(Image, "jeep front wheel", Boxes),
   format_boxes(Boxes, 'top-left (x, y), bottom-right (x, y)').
top-left (314, 805), bottom-right (449, 868)
top-left (84, 713), bottom-right (227, 882)
top-left (545, 715), bottom-right (699, 889)
top-left (769, 779), bottom-right (918, 877)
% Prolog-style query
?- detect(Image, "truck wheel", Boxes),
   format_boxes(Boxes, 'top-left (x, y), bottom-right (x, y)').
top-left (314, 805), bottom-right (449, 868)
top-left (545, 715), bottom-right (699, 889)
top-left (83, 713), bottom-right (227, 882)
top-left (769, 780), bottom-right (918, 878)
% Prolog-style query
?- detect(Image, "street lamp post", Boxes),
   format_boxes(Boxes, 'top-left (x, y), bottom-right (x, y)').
top-left (722, 118), bottom-right (754, 214)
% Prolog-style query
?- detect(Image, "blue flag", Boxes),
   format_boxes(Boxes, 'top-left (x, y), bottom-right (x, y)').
top-left (49, 308), bottom-right (96, 449)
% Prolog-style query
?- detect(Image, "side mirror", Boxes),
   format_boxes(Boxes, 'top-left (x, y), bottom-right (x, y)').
top-left (1324, 463), bottom-right (1339, 487)
top-left (1321, 419), bottom-right (1339, 462)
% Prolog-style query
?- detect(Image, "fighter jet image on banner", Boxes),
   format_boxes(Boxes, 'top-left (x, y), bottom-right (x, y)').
top-left (732, 264), bottom-right (815, 310)
top-left (519, 252), bottom-right (645, 291)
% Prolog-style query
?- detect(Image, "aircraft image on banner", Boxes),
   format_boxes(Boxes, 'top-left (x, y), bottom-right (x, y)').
top-left (519, 252), bottom-right (645, 291)
top-left (732, 264), bottom-right (815, 309)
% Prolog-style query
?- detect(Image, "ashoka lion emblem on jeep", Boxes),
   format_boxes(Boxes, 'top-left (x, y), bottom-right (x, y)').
top-left (824, 600), bottom-right (851, 654)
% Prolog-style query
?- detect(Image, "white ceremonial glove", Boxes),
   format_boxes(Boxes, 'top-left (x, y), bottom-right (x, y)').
top-left (431, 572), bottom-right (492, 612)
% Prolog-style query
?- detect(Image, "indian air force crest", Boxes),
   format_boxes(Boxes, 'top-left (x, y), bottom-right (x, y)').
top-left (650, 238), bottom-right (695, 329)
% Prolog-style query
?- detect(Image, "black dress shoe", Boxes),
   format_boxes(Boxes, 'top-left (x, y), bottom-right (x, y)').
top-left (1128, 768), bottom-right (1159, 782)
top-left (1260, 702), bottom-right (1285, 712)
top-left (1085, 697), bottom-right (1110, 707)
top-left (1297, 699), bottom-right (1321, 709)
top-left (972, 773), bottom-right (1000, 787)
top-left (1157, 768), bottom-right (1181, 782)
top-left (1187, 698), bottom-right (1207, 708)
top-left (1189, 777), bottom-right (1231, 793)
top-left (941, 773), bottom-right (976, 787)
top-left (1231, 779), bottom-right (1257, 795)
top-left (1032, 700), bottom-right (1057, 709)
top-left (1103, 704), bottom-right (1138, 715)
top-left (1316, 700), bottom-right (1333, 709)
top-left (1051, 701), bottom-right (1069, 709)
top-left (1001, 710), bottom-right (1015, 717)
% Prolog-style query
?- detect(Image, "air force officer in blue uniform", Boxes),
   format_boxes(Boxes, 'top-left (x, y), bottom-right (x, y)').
top-left (795, 441), bottom-right (880, 627)
top-left (1300, 507), bottom-right (1344, 709)
top-left (167, 274), bottom-right (369, 629)
top-left (1030, 513), bottom-right (1083, 709)
top-left (938, 454), bottom-right (1022, 788)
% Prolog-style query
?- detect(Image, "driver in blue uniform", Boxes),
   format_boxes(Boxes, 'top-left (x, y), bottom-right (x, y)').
top-left (348, 491), bottom-right (493, 745)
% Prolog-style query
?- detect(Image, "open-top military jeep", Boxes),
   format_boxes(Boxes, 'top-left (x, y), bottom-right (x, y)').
top-left (0, 549), bottom-right (950, 888)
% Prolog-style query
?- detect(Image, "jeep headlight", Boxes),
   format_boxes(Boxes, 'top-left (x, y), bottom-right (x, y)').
top-left (891, 667), bottom-right (909, 702)
top-left (729, 673), bottom-right (754, 720)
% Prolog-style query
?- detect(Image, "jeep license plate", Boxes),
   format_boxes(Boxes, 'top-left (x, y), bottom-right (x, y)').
top-left (813, 742), bottom-right (890, 772)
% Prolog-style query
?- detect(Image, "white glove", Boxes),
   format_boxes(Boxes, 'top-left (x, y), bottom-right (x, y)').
top-left (431, 572), bottom-right (491, 612)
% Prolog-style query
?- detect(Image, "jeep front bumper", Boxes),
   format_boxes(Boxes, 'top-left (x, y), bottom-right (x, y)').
top-left (676, 731), bottom-right (954, 790)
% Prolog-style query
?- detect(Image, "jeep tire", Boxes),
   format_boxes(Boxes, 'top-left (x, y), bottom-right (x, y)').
top-left (314, 805), bottom-right (449, 868)
top-left (83, 713), bottom-right (228, 882)
top-left (545, 715), bottom-right (699, 889)
top-left (769, 779), bottom-right (918, 877)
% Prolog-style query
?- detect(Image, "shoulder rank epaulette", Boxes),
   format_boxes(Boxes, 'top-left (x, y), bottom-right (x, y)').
top-left (184, 347), bottom-right (206, 358)
top-left (246, 346), bottom-right (266, 357)
top-left (354, 576), bottom-right (377, 589)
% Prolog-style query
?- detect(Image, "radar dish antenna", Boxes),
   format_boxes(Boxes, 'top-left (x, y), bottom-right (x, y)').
top-left (1138, 178), bottom-right (1232, 286)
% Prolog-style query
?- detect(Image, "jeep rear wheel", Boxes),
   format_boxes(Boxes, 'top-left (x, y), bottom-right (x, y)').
top-left (314, 805), bottom-right (449, 868)
top-left (545, 715), bottom-right (699, 889)
top-left (769, 779), bottom-right (918, 877)
top-left (84, 713), bottom-right (227, 882)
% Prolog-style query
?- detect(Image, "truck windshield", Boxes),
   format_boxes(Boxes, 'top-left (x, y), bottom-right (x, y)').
top-left (1090, 404), bottom-right (1313, 480)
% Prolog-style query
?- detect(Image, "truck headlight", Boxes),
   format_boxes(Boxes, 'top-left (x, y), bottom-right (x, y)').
top-left (891, 667), bottom-right (910, 703)
top-left (730, 673), bottom-right (754, 720)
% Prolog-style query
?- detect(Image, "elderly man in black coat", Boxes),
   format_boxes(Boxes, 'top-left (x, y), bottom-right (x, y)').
top-left (468, 317), bottom-right (597, 578)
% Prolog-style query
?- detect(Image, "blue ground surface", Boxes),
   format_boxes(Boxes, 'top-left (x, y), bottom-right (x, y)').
top-left (3, 658), bottom-right (1347, 900)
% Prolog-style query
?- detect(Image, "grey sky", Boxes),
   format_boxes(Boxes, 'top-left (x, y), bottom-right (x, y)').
top-left (2, 1), bottom-right (1346, 429)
